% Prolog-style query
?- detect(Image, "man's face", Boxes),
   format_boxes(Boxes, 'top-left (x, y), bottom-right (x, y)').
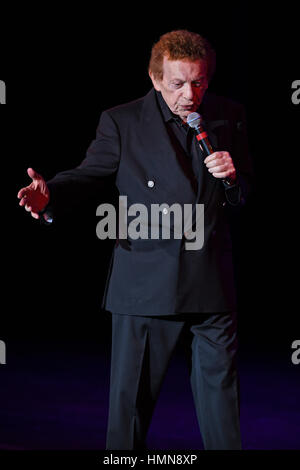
top-left (150, 57), bottom-right (208, 121)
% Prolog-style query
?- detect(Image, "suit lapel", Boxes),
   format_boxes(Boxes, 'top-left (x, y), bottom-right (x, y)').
top-left (140, 88), bottom-right (176, 174)
top-left (139, 89), bottom-right (198, 202)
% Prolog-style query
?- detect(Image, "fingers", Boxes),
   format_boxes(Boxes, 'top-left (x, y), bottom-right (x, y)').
top-left (19, 194), bottom-right (30, 207)
top-left (203, 152), bottom-right (224, 164)
top-left (207, 163), bottom-right (229, 173)
top-left (27, 167), bottom-right (42, 181)
top-left (18, 193), bottom-right (40, 219)
top-left (18, 168), bottom-right (43, 200)
top-left (204, 151), bottom-right (230, 166)
top-left (18, 190), bottom-right (31, 206)
top-left (24, 201), bottom-right (41, 212)
top-left (17, 187), bottom-right (29, 199)
top-left (209, 166), bottom-right (236, 179)
top-left (21, 201), bottom-right (40, 219)
top-left (211, 170), bottom-right (236, 179)
top-left (204, 151), bottom-right (236, 179)
top-left (18, 169), bottom-right (45, 221)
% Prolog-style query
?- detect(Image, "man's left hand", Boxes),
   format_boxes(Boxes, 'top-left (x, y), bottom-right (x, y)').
top-left (204, 151), bottom-right (236, 183)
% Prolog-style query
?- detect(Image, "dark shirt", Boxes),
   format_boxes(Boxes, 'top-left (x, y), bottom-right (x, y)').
top-left (155, 91), bottom-right (203, 195)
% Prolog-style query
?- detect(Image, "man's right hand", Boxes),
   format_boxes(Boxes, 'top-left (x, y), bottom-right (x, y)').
top-left (17, 168), bottom-right (50, 219)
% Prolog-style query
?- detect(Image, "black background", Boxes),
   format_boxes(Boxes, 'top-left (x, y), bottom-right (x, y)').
top-left (1, 2), bottom-right (299, 374)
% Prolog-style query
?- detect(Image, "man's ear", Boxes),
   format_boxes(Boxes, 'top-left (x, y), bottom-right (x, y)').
top-left (148, 70), bottom-right (161, 92)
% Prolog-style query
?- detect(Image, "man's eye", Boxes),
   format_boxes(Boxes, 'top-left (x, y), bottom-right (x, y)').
top-left (193, 81), bottom-right (207, 88)
top-left (172, 83), bottom-right (183, 88)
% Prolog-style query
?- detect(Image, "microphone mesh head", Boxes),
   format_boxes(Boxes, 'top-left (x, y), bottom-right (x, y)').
top-left (187, 112), bottom-right (202, 129)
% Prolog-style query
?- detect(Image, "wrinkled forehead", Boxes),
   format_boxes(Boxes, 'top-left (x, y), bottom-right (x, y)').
top-left (162, 56), bottom-right (208, 81)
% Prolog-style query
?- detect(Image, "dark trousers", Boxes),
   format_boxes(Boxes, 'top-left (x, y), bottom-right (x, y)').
top-left (106, 312), bottom-right (241, 450)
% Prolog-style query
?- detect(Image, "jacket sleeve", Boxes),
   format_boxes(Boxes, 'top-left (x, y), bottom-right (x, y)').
top-left (43, 110), bottom-right (121, 220)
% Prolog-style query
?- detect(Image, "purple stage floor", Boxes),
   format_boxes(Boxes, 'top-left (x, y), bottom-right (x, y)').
top-left (0, 341), bottom-right (299, 450)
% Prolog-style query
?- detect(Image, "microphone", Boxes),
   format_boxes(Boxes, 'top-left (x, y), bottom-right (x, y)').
top-left (187, 112), bottom-right (234, 186)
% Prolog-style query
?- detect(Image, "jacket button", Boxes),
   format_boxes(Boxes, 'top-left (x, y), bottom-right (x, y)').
top-left (147, 180), bottom-right (155, 188)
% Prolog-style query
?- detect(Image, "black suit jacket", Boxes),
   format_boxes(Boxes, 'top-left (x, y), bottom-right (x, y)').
top-left (46, 88), bottom-right (253, 315)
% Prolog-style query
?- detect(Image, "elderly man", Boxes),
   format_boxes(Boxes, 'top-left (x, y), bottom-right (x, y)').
top-left (17, 30), bottom-right (252, 450)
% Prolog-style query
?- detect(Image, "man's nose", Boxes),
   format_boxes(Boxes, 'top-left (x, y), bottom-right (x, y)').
top-left (183, 83), bottom-right (194, 101)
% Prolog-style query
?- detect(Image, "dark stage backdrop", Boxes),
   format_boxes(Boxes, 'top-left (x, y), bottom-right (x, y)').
top-left (1, 0), bottom-right (299, 452)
